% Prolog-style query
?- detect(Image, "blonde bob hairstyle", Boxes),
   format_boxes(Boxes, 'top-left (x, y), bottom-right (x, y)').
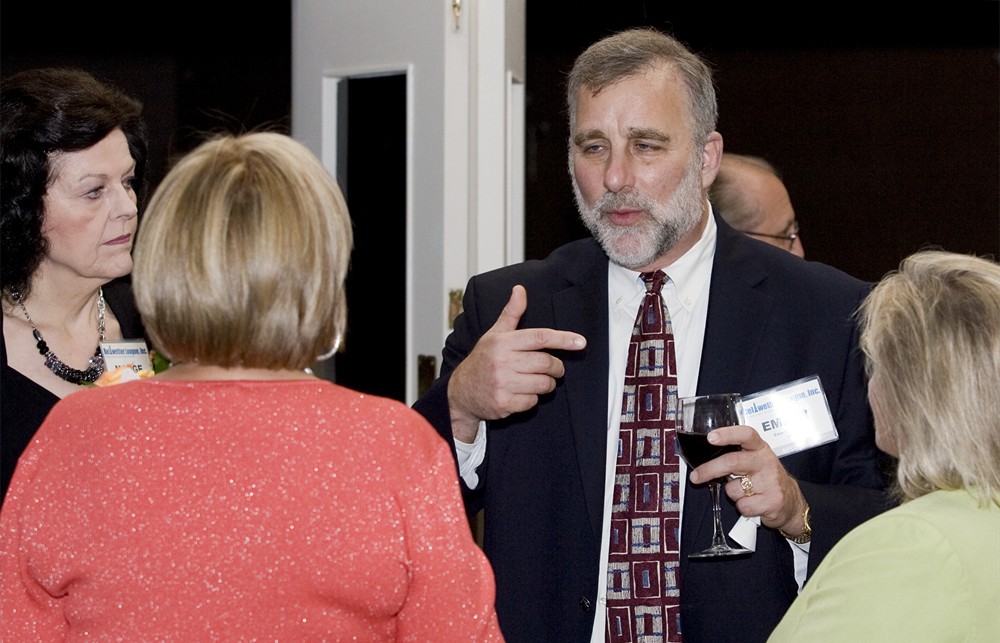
top-left (858, 250), bottom-right (1000, 507)
top-left (133, 132), bottom-right (353, 370)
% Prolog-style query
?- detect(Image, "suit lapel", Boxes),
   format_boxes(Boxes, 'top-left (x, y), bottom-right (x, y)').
top-left (684, 216), bottom-right (775, 551)
top-left (697, 218), bottom-right (772, 396)
top-left (553, 240), bottom-right (612, 546)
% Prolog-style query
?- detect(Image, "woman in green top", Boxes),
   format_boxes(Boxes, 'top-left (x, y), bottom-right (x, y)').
top-left (769, 249), bottom-right (1000, 642)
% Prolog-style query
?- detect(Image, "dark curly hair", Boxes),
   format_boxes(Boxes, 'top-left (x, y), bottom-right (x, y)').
top-left (1, 67), bottom-right (148, 300)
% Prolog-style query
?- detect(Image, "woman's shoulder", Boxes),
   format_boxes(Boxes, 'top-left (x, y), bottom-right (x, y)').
top-left (813, 489), bottom-right (999, 593)
top-left (322, 384), bottom-right (439, 437)
top-left (771, 490), bottom-right (999, 641)
top-left (876, 489), bottom-right (1000, 529)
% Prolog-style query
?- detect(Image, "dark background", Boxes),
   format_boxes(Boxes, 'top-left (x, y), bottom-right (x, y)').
top-left (3, 2), bottom-right (998, 286)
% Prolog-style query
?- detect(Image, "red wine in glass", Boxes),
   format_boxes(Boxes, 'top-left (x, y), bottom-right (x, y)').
top-left (677, 393), bottom-right (752, 558)
top-left (676, 432), bottom-right (740, 468)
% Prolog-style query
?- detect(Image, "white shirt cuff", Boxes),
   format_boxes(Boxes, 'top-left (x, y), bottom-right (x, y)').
top-left (454, 421), bottom-right (487, 488)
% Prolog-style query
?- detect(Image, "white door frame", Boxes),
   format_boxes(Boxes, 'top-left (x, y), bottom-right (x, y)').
top-left (292, 0), bottom-right (524, 403)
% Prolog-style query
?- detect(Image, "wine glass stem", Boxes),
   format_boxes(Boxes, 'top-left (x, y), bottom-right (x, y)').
top-left (709, 482), bottom-right (730, 548)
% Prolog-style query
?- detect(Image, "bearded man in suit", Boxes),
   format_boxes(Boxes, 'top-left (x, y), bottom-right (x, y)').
top-left (413, 27), bottom-right (887, 643)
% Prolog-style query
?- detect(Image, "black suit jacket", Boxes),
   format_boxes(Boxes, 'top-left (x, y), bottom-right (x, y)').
top-left (413, 215), bottom-right (888, 642)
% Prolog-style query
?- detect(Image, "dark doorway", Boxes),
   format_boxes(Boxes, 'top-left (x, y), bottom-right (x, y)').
top-left (332, 74), bottom-right (407, 402)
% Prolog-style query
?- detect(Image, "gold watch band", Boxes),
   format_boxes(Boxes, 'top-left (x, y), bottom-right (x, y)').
top-left (779, 505), bottom-right (812, 544)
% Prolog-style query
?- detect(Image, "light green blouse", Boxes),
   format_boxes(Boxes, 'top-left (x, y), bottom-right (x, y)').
top-left (769, 489), bottom-right (1000, 642)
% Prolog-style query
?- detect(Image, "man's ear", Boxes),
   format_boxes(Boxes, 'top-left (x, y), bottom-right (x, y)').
top-left (701, 131), bottom-right (723, 189)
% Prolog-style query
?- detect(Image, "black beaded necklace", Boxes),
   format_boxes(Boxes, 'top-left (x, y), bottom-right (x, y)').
top-left (8, 288), bottom-right (106, 384)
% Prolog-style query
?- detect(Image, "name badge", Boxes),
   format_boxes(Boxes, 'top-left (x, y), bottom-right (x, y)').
top-left (100, 339), bottom-right (154, 375)
top-left (741, 375), bottom-right (839, 457)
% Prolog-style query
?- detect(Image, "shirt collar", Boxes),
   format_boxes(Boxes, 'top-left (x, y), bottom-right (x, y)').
top-left (609, 205), bottom-right (718, 313)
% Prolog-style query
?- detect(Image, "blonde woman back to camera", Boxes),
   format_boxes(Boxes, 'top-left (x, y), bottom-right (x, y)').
top-left (0, 132), bottom-right (504, 641)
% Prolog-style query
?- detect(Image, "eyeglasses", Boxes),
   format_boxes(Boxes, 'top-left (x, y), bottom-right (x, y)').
top-left (738, 220), bottom-right (800, 250)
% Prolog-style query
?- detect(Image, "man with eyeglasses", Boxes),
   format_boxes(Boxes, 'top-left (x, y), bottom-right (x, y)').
top-left (710, 152), bottom-right (805, 258)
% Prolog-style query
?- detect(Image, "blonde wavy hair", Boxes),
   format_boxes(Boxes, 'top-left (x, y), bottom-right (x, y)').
top-left (133, 132), bottom-right (353, 370)
top-left (858, 250), bottom-right (1000, 507)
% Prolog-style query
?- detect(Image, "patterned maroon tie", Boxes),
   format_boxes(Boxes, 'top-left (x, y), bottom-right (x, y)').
top-left (606, 270), bottom-right (682, 643)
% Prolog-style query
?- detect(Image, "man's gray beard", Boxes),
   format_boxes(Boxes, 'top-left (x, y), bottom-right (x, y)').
top-left (573, 159), bottom-right (705, 270)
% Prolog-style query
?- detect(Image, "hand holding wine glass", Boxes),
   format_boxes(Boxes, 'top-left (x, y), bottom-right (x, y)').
top-left (677, 393), bottom-right (752, 558)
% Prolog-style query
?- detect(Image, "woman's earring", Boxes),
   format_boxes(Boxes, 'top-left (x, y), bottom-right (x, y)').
top-left (316, 334), bottom-right (342, 362)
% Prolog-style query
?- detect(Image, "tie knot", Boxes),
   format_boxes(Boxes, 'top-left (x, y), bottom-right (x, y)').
top-left (640, 270), bottom-right (666, 293)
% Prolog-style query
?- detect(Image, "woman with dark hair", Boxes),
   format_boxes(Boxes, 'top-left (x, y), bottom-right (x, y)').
top-left (1, 67), bottom-right (149, 502)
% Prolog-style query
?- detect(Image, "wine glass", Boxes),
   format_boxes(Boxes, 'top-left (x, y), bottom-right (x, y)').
top-left (676, 393), bottom-right (752, 558)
